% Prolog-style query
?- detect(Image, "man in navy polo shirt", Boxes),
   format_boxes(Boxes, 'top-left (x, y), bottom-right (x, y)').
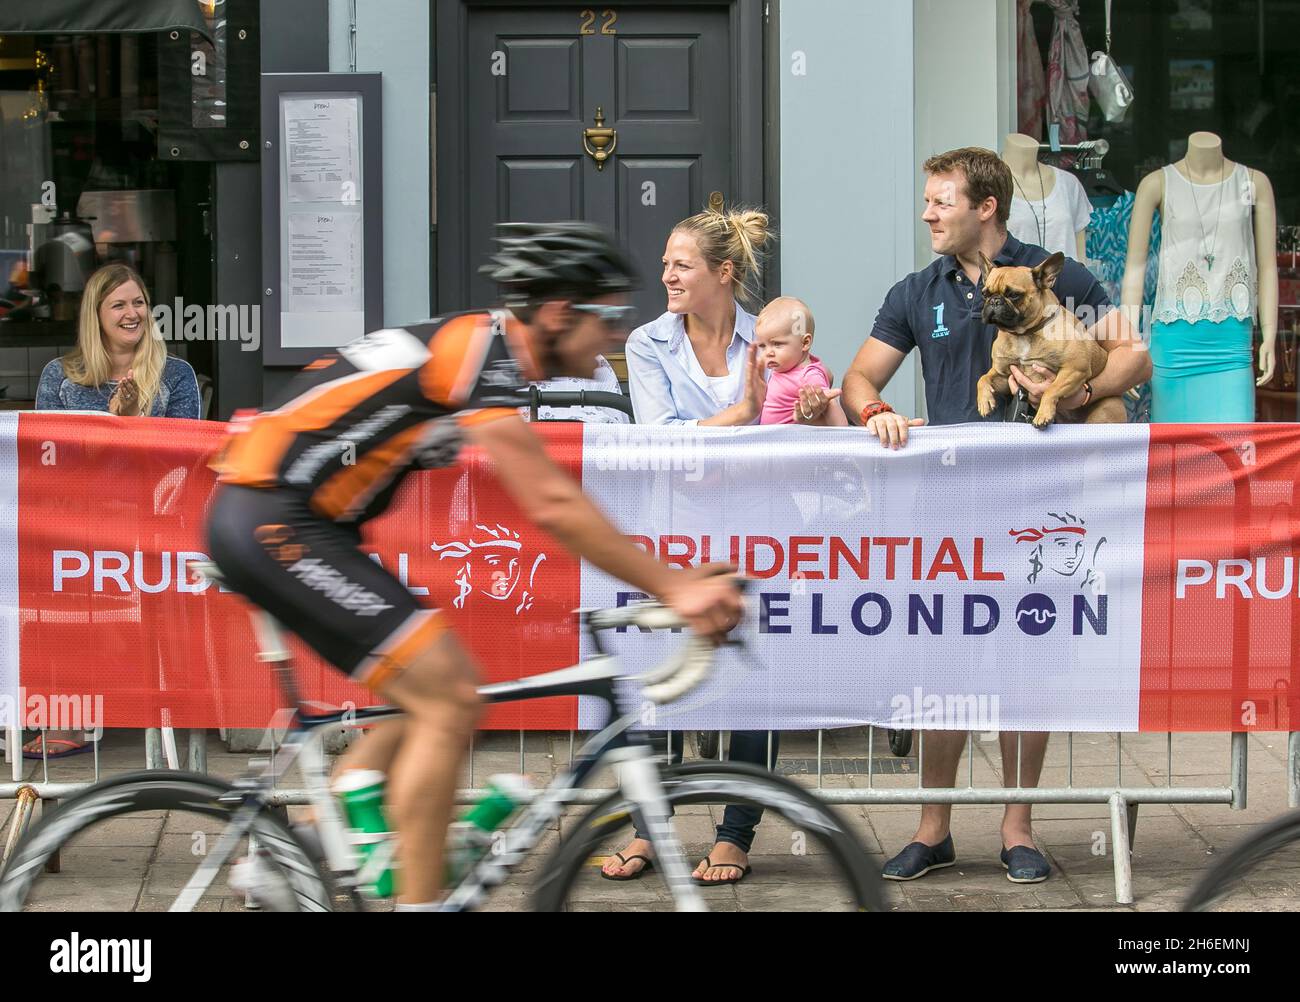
top-left (832, 147), bottom-right (1150, 884)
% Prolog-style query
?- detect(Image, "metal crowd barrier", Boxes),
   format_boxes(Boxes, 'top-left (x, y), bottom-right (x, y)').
top-left (5, 725), bottom-right (1298, 905)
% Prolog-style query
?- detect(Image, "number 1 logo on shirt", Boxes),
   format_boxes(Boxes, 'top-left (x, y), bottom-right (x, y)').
top-left (931, 304), bottom-right (950, 339)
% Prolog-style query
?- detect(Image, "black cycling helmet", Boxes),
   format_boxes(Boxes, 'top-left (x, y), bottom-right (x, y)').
top-left (481, 222), bottom-right (640, 307)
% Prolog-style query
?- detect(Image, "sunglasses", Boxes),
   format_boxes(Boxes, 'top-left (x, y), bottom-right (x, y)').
top-left (571, 303), bottom-right (638, 328)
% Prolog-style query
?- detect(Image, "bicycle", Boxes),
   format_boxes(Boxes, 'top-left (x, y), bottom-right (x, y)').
top-left (0, 566), bottom-right (881, 913)
top-left (1183, 808), bottom-right (1300, 911)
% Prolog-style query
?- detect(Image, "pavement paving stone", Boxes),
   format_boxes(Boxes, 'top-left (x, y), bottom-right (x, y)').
top-left (2, 727), bottom-right (1296, 912)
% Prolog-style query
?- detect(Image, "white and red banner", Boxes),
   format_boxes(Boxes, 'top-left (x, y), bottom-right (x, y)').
top-left (1, 412), bottom-right (1296, 734)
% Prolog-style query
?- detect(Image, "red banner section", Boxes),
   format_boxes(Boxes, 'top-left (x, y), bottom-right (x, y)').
top-left (16, 413), bottom-right (581, 730)
top-left (1140, 425), bottom-right (1300, 731)
top-left (12, 414), bottom-right (1300, 734)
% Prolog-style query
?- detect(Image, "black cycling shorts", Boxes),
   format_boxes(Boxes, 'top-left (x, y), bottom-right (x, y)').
top-left (206, 484), bottom-right (447, 691)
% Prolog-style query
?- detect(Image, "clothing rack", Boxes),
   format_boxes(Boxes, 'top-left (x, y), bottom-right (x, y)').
top-left (1037, 139), bottom-right (1110, 156)
top-left (1039, 139), bottom-right (1110, 172)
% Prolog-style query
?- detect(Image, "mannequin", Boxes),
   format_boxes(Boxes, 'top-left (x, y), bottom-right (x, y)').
top-left (1123, 132), bottom-right (1278, 423)
top-left (1002, 133), bottom-right (1090, 261)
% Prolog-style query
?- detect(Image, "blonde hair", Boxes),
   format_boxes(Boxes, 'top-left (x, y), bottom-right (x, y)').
top-left (673, 206), bottom-right (774, 309)
top-left (62, 264), bottom-right (166, 414)
top-left (757, 296), bottom-right (816, 338)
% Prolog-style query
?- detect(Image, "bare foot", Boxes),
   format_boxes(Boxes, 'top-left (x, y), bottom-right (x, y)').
top-left (601, 838), bottom-right (653, 878)
top-left (693, 841), bottom-right (749, 882)
top-left (22, 730), bottom-right (87, 758)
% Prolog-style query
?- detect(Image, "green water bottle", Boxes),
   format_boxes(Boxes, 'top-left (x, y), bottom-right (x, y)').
top-left (446, 774), bottom-right (531, 885)
top-left (333, 769), bottom-right (395, 898)
top-left (465, 774), bottom-right (531, 832)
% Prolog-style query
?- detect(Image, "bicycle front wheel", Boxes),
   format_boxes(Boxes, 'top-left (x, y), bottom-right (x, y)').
top-left (532, 761), bottom-right (883, 912)
top-left (1184, 809), bottom-right (1300, 911)
top-left (0, 771), bottom-right (339, 913)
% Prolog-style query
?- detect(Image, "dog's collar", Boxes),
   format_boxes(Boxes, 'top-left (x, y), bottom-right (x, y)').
top-left (1012, 305), bottom-right (1060, 338)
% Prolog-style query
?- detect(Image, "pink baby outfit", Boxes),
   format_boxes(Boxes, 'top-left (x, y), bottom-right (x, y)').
top-left (760, 356), bottom-right (832, 425)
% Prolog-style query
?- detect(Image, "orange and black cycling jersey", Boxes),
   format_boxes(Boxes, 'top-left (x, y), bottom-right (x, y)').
top-left (213, 311), bottom-right (540, 524)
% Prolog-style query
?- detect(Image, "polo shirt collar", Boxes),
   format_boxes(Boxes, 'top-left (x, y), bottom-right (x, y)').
top-left (941, 232), bottom-right (1024, 278)
top-left (645, 302), bottom-right (755, 352)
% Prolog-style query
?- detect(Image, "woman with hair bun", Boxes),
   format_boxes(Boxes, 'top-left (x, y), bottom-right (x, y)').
top-left (625, 206), bottom-right (773, 427)
top-left (607, 206), bottom-right (778, 885)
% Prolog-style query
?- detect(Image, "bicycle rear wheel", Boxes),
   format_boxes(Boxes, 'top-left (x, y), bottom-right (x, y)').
top-left (531, 761), bottom-right (882, 912)
top-left (0, 771), bottom-right (341, 913)
top-left (1183, 809), bottom-right (1300, 911)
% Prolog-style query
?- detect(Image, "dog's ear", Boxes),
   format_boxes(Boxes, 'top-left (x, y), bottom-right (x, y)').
top-left (978, 252), bottom-right (995, 282)
top-left (1032, 252), bottom-right (1066, 291)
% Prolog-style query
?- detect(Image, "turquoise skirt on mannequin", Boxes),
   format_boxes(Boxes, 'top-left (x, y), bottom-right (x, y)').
top-left (1150, 317), bottom-right (1256, 423)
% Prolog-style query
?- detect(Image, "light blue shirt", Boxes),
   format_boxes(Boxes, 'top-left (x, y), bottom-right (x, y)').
top-left (625, 305), bottom-right (757, 426)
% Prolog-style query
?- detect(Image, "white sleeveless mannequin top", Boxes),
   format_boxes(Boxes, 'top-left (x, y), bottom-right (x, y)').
top-left (1153, 163), bottom-right (1256, 325)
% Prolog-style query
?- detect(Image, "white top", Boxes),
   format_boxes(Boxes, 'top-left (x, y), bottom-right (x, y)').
top-left (705, 372), bottom-right (742, 409)
top-left (1153, 163), bottom-right (1257, 325)
top-left (1007, 166), bottom-right (1094, 260)
top-left (519, 356), bottom-right (630, 424)
top-left (624, 304), bottom-right (758, 426)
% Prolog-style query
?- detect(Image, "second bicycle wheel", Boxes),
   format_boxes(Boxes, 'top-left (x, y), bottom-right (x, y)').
top-left (0, 770), bottom-right (344, 913)
top-left (531, 761), bottom-right (882, 912)
top-left (1184, 809), bottom-right (1300, 911)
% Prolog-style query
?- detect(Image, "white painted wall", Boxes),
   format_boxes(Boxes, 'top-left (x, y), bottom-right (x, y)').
top-left (913, 0), bottom-right (1013, 270)
top-left (779, 0), bottom-right (918, 417)
top-left (329, 0), bottom-right (430, 327)
top-left (903, 0), bottom-right (1011, 416)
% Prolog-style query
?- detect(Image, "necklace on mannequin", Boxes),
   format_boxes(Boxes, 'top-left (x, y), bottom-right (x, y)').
top-left (1187, 160), bottom-right (1228, 271)
top-left (1284, 327), bottom-right (1297, 391)
top-left (1012, 165), bottom-right (1048, 249)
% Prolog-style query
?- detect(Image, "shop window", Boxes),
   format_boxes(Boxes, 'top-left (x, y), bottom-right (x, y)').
top-left (0, 32), bottom-right (213, 408)
top-left (1015, 0), bottom-right (1300, 422)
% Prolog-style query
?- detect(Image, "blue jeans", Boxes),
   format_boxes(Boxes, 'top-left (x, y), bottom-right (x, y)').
top-left (633, 730), bottom-right (780, 855)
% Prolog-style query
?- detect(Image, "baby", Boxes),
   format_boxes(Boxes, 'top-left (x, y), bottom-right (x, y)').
top-left (755, 297), bottom-right (848, 426)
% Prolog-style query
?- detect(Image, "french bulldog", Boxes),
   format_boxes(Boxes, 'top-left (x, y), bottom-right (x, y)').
top-left (975, 252), bottom-right (1127, 427)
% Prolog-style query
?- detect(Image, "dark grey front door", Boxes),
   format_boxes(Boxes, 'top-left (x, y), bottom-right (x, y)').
top-left (438, 1), bottom-right (765, 327)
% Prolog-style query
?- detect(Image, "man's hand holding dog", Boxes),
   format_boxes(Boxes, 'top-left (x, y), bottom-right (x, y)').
top-left (1008, 364), bottom-right (1088, 411)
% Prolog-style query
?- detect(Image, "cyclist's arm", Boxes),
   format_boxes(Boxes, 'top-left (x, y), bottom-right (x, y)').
top-left (462, 413), bottom-right (680, 601)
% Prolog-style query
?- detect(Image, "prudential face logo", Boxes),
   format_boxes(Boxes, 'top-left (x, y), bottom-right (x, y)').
top-left (430, 524), bottom-right (547, 614)
top-left (1008, 510), bottom-right (1108, 638)
top-left (1009, 511), bottom-right (1107, 591)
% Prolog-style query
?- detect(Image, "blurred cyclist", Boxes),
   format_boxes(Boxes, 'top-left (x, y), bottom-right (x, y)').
top-left (207, 223), bottom-right (742, 909)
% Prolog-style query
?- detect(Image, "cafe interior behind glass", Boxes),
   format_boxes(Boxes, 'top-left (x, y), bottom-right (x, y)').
top-left (0, 29), bottom-right (217, 413)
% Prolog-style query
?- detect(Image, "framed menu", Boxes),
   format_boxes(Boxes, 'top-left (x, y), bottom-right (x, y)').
top-left (261, 73), bottom-right (383, 365)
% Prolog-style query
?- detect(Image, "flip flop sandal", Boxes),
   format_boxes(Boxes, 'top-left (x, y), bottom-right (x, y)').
top-left (692, 855), bottom-right (753, 886)
top-left (599, 852), bottom-right (655, 882)
top-left (22, 736), bottom-right (92, 760)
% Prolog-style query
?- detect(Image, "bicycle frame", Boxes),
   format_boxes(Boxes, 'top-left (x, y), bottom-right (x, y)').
top-left (172, 605), bottom-right (709, 913)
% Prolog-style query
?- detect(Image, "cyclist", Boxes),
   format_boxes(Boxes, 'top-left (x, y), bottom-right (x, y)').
top-left (206, 223), bottom-right (742, 910)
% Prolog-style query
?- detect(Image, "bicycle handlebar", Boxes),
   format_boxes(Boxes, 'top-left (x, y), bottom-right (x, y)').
top-left (584, 592), bottom-right (746, 706)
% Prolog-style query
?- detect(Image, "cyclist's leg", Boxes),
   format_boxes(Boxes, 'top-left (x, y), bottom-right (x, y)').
top-left (370, 632), bottom-right (482, 905)
top-left (208, 485), bottom-right (477, 903)
top-left (335, 718), bottom-right (406, 776)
